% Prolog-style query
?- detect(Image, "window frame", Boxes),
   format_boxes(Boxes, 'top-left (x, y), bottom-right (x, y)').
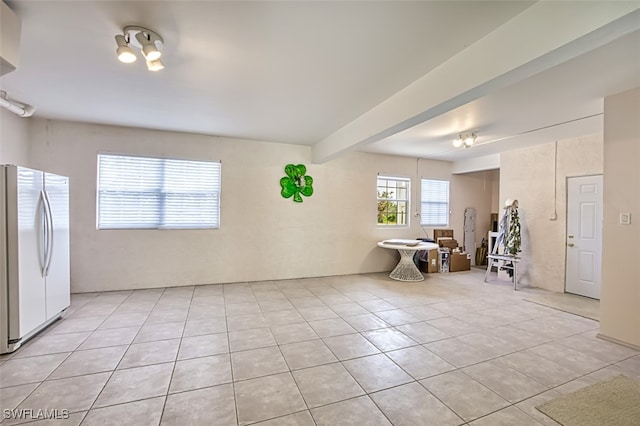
top-left (377, 175), bottom-right (410, 228)
top-left (420, 178), bottom-right (450, 227)
top-left (96, 152), bottom-right (221, 230)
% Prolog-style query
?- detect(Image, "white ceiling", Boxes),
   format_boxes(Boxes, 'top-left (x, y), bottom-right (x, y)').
top-left (2, 1), bottom-right (639, 164)
top-left (366, 28), bottom-right (640, 162)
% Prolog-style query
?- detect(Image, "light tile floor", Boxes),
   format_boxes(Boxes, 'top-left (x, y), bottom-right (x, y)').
top-left (1, 270), bottom-right (639, 425)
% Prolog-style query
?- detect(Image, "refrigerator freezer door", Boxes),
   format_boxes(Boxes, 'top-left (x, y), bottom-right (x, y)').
top-left (0, 167), bottom-right (8, 352)
top-left (43, 172), bottom-right (70, 320)
top-left (7, 166), bottom-right (47, 340)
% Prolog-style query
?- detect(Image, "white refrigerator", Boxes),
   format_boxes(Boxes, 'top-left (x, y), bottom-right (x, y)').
top-left (1, 165), bottom-right (70, 354)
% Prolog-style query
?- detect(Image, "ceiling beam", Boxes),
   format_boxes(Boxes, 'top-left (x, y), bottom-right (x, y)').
top-left (311, 2), bottom-right (640, 164)
top-left (452, 154), bottom-right (500, 175)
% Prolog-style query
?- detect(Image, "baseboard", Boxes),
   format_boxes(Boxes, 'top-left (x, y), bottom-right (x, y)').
top-left (596, 333), bottom-right (640, 351)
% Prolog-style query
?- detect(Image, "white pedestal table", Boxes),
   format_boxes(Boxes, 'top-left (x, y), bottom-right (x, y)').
top-left (377, 240), bottom-right (439, 282)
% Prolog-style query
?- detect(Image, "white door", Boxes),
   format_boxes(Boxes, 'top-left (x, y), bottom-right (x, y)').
top-left (566, 175), bottom-right (603, 299)
top-left (8, 167), bottom-right (47, 339)
top-left (44, 172), bottom-right (70, 320)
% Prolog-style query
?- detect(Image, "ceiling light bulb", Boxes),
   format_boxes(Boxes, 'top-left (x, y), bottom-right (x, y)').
top-left (117, 48), bottom-right (137, 64)
top-left (142, 44), bottom-right (161, 61)
top-left (453, 137), bottom-right (463, 148)
top-left (463, 132), bottom-right (477, 147)
top-left (115, 35), bottom-right (136, 63)
top-left (146, 59), bottom-right (164, 72)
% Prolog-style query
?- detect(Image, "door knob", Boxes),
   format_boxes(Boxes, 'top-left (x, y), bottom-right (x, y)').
top-left (567, 243), bottom-right (574, 247)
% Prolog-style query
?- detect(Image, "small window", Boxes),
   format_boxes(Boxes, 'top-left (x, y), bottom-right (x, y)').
top-left (377, 175), bottom-right (410, 226)
top-left (420, 179), bottom-right (449, 227)
top-left (97, 154), bottom-right (221, 230)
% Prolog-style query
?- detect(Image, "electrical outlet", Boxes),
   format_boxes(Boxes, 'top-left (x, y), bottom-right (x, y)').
top-left (620, 212), bottom-right (631, 225)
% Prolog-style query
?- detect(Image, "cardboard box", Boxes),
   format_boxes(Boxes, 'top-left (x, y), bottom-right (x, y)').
top-left (433, 229), bottom-right (454, 240)
top-left (428, 249), bottom-right (439, 273)
top-left (450, 251), bottom-right (471, 272)
top-left (418, 249), bottom-right (440, 273)
top-left (434, 229), bottom-right (458, 250)
top-left (439, 239), bottom-right (458, 250)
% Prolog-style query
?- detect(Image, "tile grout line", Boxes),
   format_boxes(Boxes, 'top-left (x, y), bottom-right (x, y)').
top-left (82, 287), bottom-right (167, 423)
top-left (157, 285), bottom-right (195, 426)
top-left (225, 284), bottom-right (242, 426)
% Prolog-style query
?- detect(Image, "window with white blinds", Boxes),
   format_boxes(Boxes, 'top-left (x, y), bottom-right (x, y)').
top-left (97, 154), bottom-right (221, 230)
top-left (420, 179), bottom-right (449, 227)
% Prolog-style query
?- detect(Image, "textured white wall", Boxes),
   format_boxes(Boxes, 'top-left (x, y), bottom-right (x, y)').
top-left (27, 119), bottom-right (470, 292)
top-left (0, 108), bottom-right (30, 165)
top-left (600, 87), bottom-right (640, 348)
top-left (500, 134), bottom-right (603, 292)
top-left (490, 169), bottom-right (500, 214)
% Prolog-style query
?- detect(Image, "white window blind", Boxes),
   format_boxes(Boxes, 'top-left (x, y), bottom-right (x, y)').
top-left (97, 154), bottom-right (221, 229)
top-left (420, 179), bottom-right (449, 227)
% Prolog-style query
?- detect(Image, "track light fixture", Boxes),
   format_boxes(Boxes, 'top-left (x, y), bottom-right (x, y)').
top-left (115, 26), bottom-right (164, 71)
top-left (0, 91), bottom-right (35, 117)
top-left (453, 132), bottom-right (477, 148)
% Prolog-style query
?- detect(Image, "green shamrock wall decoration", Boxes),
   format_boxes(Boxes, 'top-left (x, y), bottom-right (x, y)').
top-left (280, 164), bottom-right (313, 202)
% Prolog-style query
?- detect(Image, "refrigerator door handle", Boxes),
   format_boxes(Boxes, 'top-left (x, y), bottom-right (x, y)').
top-left (39, 190), bottom-right (48, 276)
top-left (43, 190), bottom-right (54, 277)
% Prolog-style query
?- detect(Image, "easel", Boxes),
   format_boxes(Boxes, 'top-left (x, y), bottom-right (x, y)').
top-left (484, 200), bottom-right (521, 290)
